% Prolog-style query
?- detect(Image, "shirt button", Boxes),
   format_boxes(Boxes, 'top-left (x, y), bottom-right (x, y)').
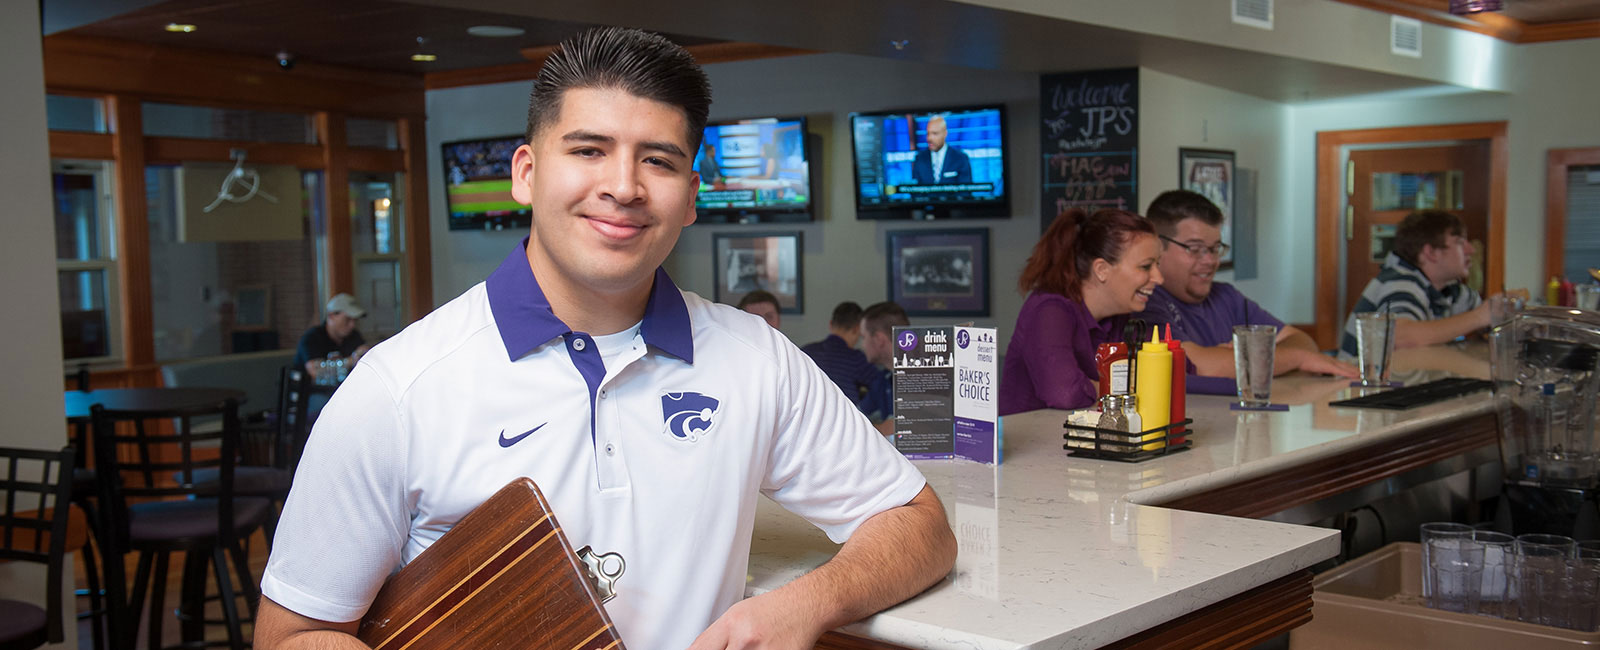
top-left (573, 338), bottom-right (587, 351)
top-left (604, 443), bottom-right (616, 456)
top-left (599, 389), bottom-right (608, 399)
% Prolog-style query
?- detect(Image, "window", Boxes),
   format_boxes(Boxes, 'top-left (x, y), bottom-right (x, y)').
top-left (53, 160), bottom-right (119, 361)
top-left (350, 172), bottom-right (406, 338)
top-left (142, 102), bottom-right (317, 144)
top-left (46, 95), bottom-right (107, 133)
top-left (347, 118), bottom-right (399, 149)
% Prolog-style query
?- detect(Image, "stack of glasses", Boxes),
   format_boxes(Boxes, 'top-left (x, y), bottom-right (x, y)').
top-left (1421, 522), bottom-right (1600, 631)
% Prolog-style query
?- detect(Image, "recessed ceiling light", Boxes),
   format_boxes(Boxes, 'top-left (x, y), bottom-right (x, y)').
top-left (165, 23), bottom-right (196, 33)
top-left (411, 53), bottom-right (438, 62)
top-left (467, 25), bottom-right (525, 38)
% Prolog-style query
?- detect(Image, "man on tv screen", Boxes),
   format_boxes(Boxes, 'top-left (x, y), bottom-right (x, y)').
top-left (911, 115), bottom-right (972, 186)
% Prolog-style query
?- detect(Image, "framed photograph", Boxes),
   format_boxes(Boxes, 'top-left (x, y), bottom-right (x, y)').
top-left (887, 228), bottom-right (990, 317)
top-left (232, 284), bottom-right (272, 331)
top-left (1179, 148), bottom-right (1236, 268)
top-left (712, 231), bottom-right (804, 313)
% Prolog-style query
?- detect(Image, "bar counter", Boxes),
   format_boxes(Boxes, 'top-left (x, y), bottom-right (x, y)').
top-left (747, 344), bottom-right (1496, 649)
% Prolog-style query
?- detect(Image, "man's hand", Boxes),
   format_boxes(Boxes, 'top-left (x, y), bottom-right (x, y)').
top-left (685, 591), bottom-right (822, 650)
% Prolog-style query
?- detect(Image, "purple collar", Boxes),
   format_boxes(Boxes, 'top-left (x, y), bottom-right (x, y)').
top-left (485, 239), bottom-right (694, 364)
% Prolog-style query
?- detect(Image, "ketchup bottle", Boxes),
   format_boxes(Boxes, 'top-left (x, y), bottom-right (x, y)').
top-left (1095, 342), bottom-right (1131, 397)
top-left (1165, 324), bottom-right (1187, 445)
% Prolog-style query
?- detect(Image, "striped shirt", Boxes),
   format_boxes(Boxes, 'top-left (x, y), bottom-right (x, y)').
top-left (1338, 252), bottom-right (1481, 359)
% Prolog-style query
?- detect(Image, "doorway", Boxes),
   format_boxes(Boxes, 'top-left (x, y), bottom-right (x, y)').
top-left (1313, 122), bottom-right (1508, 349)
top-left (1544, 147), bottom-right (1600, 285)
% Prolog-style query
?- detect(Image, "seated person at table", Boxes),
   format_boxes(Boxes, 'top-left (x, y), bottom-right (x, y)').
top-left (291, 293), bottom-right (372, 380)
top-left (999, 208), bottom-right (1162, 415)
top-left (737, 289), bottom-right (782, 329)
top-left (857, 301), bottom-right (910, 427)
top-left (1134, 190), bottom-right (1356, 391)
top-left (1338, 210), bottom-right (1491, 360)
top-left (801, 302), bottom-right (880, 406)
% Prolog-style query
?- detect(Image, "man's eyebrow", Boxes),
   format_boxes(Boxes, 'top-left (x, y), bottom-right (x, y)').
top-left (560, 130), bottom-right (687, 159)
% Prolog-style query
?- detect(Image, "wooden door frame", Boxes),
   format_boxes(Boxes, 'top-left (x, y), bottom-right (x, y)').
top-left (1545, 147), bottom-right (1600, 282)
top-left (1314, 122), bottom-right (1508, 349)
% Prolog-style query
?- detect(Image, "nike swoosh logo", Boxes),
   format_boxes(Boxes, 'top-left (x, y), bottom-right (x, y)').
top-left (498, 423), bottom-right (546, 448)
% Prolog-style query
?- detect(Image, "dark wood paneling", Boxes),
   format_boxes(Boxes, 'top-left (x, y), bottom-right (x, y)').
top-left (400, 117), bottom-right (434, 318)
top-left (346, 147), bottom-right (408, 173)
top-left (1521, 19), bottom-right (1600, 42)
top-left (1159, 412), bottom-right (1497, 518)
top-left (1099, 571), bottom-right (1314, 650)
top-left (44, 35), bottom-right (424, 118)
top-left (109, 96), bottom-right (154, 367)
top-left (318, 112), bottom-right (353, 295)
top-left (49, 131), bottom-right (114, 160)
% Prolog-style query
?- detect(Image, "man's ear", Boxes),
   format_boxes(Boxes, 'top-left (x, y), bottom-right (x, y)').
top-left (683, 171), bottom-right (700, 227)
top-left (509, 143), bottom-right (536, 206)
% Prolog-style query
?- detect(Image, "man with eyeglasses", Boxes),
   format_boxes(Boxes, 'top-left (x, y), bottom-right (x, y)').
top-left (1136, 190), bottom-right (1356, 391)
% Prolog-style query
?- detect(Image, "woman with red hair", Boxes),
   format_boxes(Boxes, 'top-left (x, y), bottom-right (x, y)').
top-left (999, 208), bottom-right (1163, 415)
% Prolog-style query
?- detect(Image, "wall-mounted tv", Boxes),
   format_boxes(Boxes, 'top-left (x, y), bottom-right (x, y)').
top-left (850, 105), bottom-right (1008, 220)
top-left (441, 135), bottom-right (529, 231)
top-left (693, 116), bottom-right (814, 224)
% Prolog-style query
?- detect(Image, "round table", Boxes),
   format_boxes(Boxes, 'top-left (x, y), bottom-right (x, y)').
top-left (63, 387), bottom-right (247, 422)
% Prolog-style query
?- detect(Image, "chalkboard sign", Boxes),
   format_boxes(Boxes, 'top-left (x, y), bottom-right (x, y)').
top-left (1039, 68), bottom-right (1139, 233)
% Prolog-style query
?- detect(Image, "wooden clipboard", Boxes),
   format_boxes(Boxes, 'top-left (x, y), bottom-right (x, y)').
top-left (357, 478), bottom-right (627, 650)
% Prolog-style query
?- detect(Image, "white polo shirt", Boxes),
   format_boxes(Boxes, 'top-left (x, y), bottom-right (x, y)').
top-left (260, 241), bottom-right (927, 649)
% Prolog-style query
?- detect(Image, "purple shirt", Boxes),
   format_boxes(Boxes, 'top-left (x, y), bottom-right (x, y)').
top-left (1134, 283), bottom-right (1285, 395)
top-left (999, 292), bottom-right (1130, 415)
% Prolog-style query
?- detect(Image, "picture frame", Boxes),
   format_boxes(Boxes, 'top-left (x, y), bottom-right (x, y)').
top-left (712, 231), bottom-right (804, 313)
top-left (886, 228), bottom-right (990, 317)
top-left (232, 284), bottom-right (273, 331)
top-left (1178, 148), bottom-right (1236, 268)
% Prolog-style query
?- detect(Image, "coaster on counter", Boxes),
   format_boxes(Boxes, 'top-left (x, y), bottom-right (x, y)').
top-left (1230, 402), bottom-right (1289, 412)
top-left (1349, 381), bottom-right (1404, 388)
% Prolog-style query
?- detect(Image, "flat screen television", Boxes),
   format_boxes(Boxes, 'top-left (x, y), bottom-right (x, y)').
top-left (850, 105), bottom-right (1008, 220)
top-left (693, 116), bottom-right (814, 223)
top-left (441, 135), bottom-right (529, 231)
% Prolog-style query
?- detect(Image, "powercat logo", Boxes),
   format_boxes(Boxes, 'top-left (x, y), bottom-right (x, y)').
top-left (661, 392), bottom-right (720, 443)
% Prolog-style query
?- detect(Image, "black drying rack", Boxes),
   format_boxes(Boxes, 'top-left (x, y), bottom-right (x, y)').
top-left (1062, 418), bottom-right (1194, 463)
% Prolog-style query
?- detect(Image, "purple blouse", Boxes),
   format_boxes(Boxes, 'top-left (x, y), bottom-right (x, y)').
top-left (999, 292), bottom-right (1130, 415)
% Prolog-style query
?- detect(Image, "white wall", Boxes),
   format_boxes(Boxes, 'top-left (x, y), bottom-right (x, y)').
top-left (1138, 69), bottom-right (1292, 315)
top-left (0, 4), bottom-right (78, 647)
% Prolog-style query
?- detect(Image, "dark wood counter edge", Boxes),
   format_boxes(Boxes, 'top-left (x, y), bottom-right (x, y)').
top-left (1155, 411), bottom-right (1499, 518)
top-left (814, 571), bottom-right (1314, 650)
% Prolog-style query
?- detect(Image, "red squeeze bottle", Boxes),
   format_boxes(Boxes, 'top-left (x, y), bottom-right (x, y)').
top-left (1165, 324), bottom-right (1187, 445)
top-left (1095, 342), bottom-right (1131, 398)
top-left (1561, 280), bottom-right (1577, 307)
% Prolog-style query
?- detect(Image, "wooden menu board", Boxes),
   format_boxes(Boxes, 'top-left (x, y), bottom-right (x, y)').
top-left (357, 478), bottom-right (626, 650)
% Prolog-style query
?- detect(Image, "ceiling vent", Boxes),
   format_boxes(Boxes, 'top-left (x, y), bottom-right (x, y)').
top-left (1232, 0), bottom-right (1274, 30)
top-left (1391, 16), bottom-right (1423, 57)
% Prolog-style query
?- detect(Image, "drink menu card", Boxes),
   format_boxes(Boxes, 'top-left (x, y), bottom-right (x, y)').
top-left (891, 325), bottom-right (1001, 464)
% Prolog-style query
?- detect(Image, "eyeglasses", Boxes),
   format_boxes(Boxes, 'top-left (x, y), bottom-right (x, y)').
top-left (1159, 234), bottom-right (1230, 259)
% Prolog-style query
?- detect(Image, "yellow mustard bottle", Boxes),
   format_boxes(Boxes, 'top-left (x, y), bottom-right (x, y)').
top-left (1135, 326), bottom-right (1172, 451)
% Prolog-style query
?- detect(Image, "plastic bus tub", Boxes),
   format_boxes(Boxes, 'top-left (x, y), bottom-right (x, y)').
top-left (1289, 542), bottom-right (1600, 649)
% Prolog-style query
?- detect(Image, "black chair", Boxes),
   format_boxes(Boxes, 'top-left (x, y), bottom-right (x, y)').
top-left (90, 398), bottom-right (271, 650)
top-left (186, 367), bottom-right (311, 541)
top-left (0, 446), bottom-right (75, 650)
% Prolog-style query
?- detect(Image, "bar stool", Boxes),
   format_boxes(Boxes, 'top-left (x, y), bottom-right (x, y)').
top-left (0, 446), bottom-right (75, 650)
top-left (90, 398), bottom-right (271, 650)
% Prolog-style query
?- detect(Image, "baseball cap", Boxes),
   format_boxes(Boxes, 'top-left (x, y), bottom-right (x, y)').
top-left (326, 293), bottom-right (367, 319)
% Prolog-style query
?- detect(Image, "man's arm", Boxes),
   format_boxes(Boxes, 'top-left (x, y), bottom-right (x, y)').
top-left (1275, 326), bottom-right (1358, 378)
top-left (1393, 302), bottom-right (1490, 349)
top-left (687, 485), bottom-right (956, 650)
top-left (255, 598), bottom-right (364, 649)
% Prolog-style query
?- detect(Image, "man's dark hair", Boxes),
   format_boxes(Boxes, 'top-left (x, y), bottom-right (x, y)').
top-left (526, 27), bottom-right (712, 151)
top-left (1145, 189), bottom-right (1224, 235)
top-left (1393, 210), bottom-right (1465, 265)
top-left (861, 302), bottom-right (909, 337)
top-left (736, 290), bottom-right (780, 311)
top-left (829, 302), bottom-right (864, 329)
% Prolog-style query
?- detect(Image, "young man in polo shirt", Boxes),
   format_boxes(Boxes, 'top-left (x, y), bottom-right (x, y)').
top-left (1337, 210), bottom-right (1498, 360)
top-left (256, 27), bottom-right (955, 650)
top-left (800, 301), bottom-right (880, 406)
top-left (1135, 190), bottom-right (1357, 391)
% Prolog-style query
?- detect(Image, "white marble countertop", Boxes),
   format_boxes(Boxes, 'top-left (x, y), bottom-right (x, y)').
top-left (745, 345), bottom-right (1494, 649)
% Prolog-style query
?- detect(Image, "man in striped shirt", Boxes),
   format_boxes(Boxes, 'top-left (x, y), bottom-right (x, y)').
top-left (1338, 210), bottom-right (1489, 360)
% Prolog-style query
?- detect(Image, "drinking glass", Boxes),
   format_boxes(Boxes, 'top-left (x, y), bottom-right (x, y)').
top-left (1473, 530), bottom-right (1516, 619)
top-left (1516, 533), bottom-right (1576, 627)
top-left (1231, 325), bottom-right (1277, 407)
top-left (1577, 284), bottom-right (1600, 312)
top-left (1354, 312), bottom-right (1396, 387)
top-left (1420, 522), bottom-right (1475, 603)
top-left (1422, 522), bottom-right (1483, 613)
